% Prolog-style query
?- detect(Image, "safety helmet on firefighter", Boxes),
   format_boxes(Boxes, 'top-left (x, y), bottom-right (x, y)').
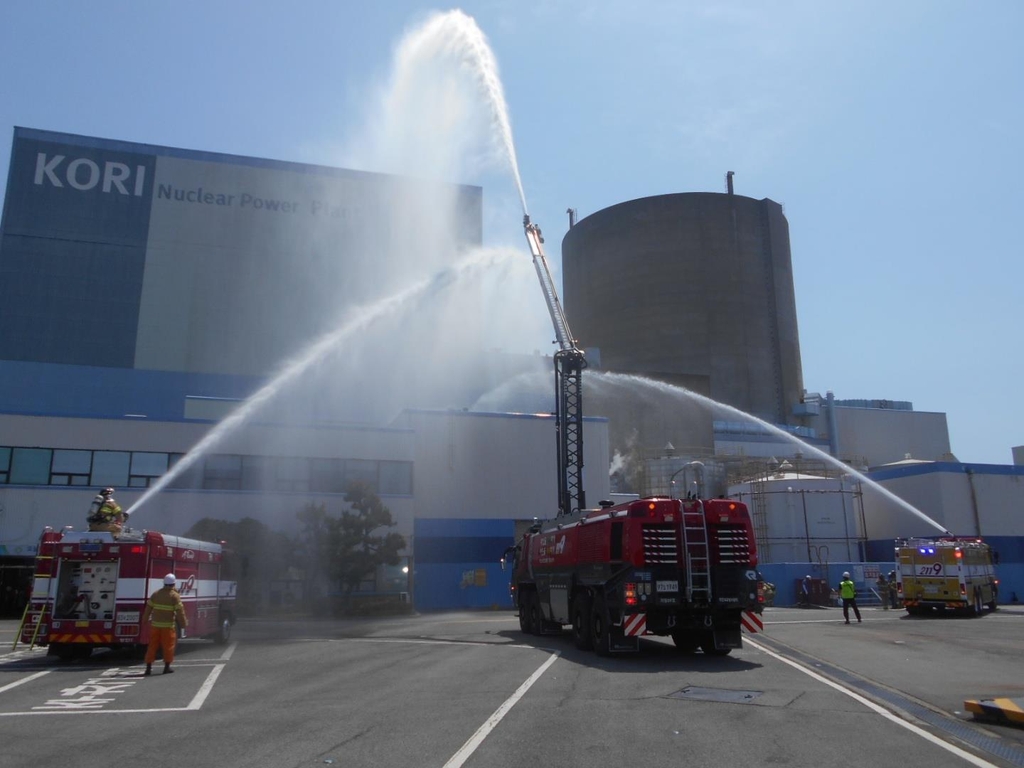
top-left (102, 487), bottom-right (115, 497)
top-left (163, 573), bottom-right (177, 586)
top-left (843, 572), bottom-right (851, 579)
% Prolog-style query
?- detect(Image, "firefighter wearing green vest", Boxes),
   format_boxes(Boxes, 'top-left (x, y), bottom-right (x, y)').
top-left (142, 573), bottom-right (188, 675)
top-left (839, 571), bottom-right (862, 624)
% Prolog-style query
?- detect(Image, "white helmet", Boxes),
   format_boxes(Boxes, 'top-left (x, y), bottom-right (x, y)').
top-left (163, 573), bottom-right (177, 586)
top-left (842, 572), bottom-right (851, 579)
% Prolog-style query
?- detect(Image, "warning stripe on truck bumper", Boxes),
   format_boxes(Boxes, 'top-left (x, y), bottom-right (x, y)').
top-left (740, 611), bottom-right (763, 634)
top-left (624, 614), bottom-right (647, 637)
top-left (48, 634), bottom-right (114, 644)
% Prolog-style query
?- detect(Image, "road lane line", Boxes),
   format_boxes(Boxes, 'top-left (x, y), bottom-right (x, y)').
top-left (443, 652), bottom-right (560, 768)
top-left (746, 638), bottom-right (999, 768)
top-left (219, 641), bottom-right (237, 661)
top-left (0, 670), bottom-right (51, 693)
top-left (186, 664), bottom-right (226, 710)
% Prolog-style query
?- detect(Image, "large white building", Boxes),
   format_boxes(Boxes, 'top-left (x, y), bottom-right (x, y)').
top-left (0, 127), bottom-right (610, 614)
top-left (1, 128), bottom-right (1019, 615)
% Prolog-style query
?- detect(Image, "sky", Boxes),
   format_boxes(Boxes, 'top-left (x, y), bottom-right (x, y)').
top-left (0, 1), bottom-right (1021, 465)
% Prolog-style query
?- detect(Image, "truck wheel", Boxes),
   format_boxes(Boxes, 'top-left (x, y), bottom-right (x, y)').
top-left (48, 643), bottom-right (74, 661)
top-left (518, 600), bottom-right (530, 633)
top-left (700, 634), bottom-right (731, 656)
top-left (522, 592), bottom-right (539, 635)
top-left (215, 613), bottom-right (232, 644)
top-left (590, 595), bottom-right (611, 657)
top-left (572, 594), bottom-right (593, 650)
top-left (671, 631), bottom-right (699, 654)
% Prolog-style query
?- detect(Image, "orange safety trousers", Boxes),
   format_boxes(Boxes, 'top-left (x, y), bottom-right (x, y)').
top-left (145, 627), bottom-right (178, 666)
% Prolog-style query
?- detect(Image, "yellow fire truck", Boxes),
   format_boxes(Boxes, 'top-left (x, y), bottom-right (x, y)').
top-left (896, 537), bottom-right (999, 615)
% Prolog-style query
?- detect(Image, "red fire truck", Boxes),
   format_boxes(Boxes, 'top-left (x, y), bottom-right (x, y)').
top-left (506, 217), bottom-right (763, 655)
top-left (18, 526), bottom-right (237, 659)
top-left (505, 496), bottom-right (763, 655)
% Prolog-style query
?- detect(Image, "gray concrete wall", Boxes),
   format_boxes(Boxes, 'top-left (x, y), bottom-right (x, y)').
top-left (834, 407), bottom-right (951, 467)
top-left (562, 193), bottom-right (804, 437)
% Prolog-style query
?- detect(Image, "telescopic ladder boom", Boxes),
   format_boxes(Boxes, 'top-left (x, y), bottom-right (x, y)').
top-left (523, 215), bottom-right (587, 517)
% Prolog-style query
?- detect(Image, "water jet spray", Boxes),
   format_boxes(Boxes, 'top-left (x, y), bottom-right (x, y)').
top-left (590, 372), bottom-right (950, 535)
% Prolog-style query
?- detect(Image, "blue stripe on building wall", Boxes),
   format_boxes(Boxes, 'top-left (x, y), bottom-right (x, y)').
top-left (868, 462), bottom-right (1024, 481)
top-left (0, 360), bottom-right (262, 419)
top-left (413, 518), bottom-right (516, 611)
top-left (415, 518), bottom-right (516, 538)
top-left (414, 564), bottom-right (514, 611)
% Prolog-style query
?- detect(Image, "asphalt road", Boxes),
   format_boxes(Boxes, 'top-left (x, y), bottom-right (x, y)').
top-left (1, 606), bottom-right (1022, 768)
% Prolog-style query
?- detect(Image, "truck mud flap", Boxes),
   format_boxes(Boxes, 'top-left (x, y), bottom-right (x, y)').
top-left (538, 618), bottom-right (563, 635)
top-left (711, 629), bottom-right (743, 651)
top-left (608, 634), bottom-right (639, 653)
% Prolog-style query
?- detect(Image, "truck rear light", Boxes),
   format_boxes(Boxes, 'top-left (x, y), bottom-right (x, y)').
top-left (116, 624), bottom-right (139, 637)
top-left (625, 583), bottom-right (638, 606)
top-left (897, 583), bottom-right (903, 594)
top-left (955, 550), bottom-right (962, 559)
top-left (756, 581), bottom-right (765, 603)
top-left (960, 584), bottom-right (967, 596)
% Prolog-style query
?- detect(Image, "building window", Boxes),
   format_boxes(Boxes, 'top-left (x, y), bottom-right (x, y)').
top-left (0, 447), bottom-right (11, 484)
top-left (129, 452), bottom-right (168, 488)
top-left (242, 456), bottom-right (270, 491)
top-left (10, 448), bottom-right (52, 485)
top-left (275, 457), bottom-right (309, 492)
top-left (345, 459), bottom-right (378, 492)
top-left (310, 458), bottom-right (345, 493)
top-left (168, 453), bottom-right (203, 490)
top-left (51, 449), bottom-right (93, 486)
top-left (92, 451), bottom-right (130, 488)
top-left (203, 455), bottom-right (242, 490)
top-left (379, 461), bottom-right (413, 495)
top-left (0, 445), bottom-right (413, 496)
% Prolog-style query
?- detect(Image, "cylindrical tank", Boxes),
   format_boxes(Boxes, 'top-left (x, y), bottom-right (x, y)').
top-left (562, 192), bottom-right (804, 427)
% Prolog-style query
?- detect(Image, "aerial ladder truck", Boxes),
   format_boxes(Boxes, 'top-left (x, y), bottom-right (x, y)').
top-left (505, 215), bottom-right (764, 655)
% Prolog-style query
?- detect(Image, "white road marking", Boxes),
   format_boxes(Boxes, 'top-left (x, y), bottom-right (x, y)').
top-left (0, 671), bottom-right (51, 693)
top-left (186, 664), bottom-right (225, 710)
top-left (0, 662), bottom-right (228, 716)
top-left (298, 637), bottom-right (540, 649)
top-left (443, 652), bottom-right (560, 768)
top-left (219, 641), bottom-right (237, 661)
top-left (745, 638), bottom-right (999, 768)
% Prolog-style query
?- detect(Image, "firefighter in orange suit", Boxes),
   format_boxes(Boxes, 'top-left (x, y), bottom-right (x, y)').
top-left (142, 573), bottom-right (188, 675)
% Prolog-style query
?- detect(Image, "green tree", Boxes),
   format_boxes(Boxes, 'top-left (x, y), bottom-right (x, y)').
top-left (296, 501), bottom-right (332, 603)
top-left (184, 517), bottom-right (297, 614)
top-left (325, 482), bottom-right (406, 604)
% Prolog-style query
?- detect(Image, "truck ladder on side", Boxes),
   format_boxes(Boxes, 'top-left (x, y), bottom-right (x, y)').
top-left (682, 503), bottom-right (712, 604)
top-left (13, 554), bottom-right (53, 651)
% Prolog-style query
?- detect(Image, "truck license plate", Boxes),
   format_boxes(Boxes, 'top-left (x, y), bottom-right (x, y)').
top-left (657, 580), bottom-right (678, 593)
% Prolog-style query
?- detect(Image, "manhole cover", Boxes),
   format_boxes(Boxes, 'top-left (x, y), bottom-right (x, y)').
top-left (668, 686), bottom-right (763, 704)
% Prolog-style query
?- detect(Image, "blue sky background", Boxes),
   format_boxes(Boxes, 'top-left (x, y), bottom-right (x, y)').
top-left (1, 1), bottom-right (1020, 464)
